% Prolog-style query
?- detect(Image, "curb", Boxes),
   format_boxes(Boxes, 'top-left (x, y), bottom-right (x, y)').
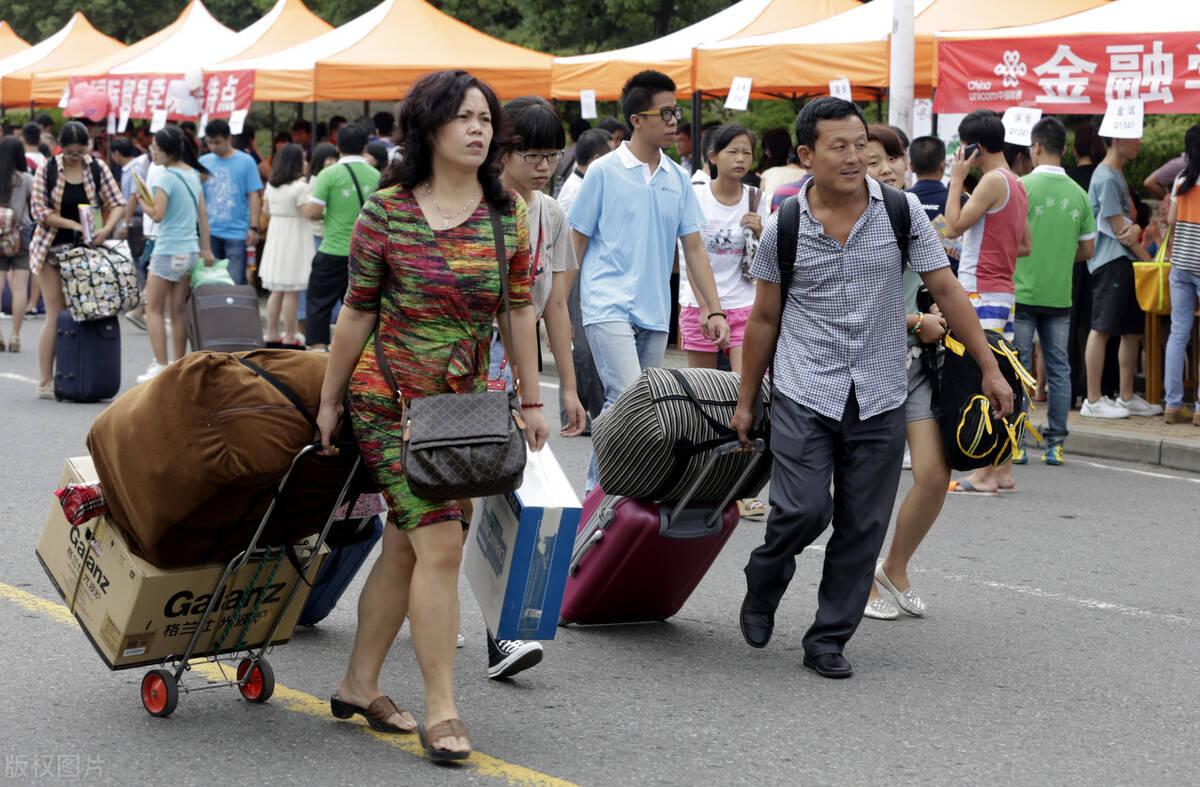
top-left (1035, 421), bottom-right (1200, 474)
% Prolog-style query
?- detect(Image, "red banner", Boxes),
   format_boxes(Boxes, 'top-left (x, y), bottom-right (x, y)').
top-left (66, 71), bottom-right (254, 121)
top-left (935, 34), bottom-right (1200, 114)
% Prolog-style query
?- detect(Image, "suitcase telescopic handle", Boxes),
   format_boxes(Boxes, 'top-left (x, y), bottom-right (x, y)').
top-left (661, 438), bottom-right (767, 538)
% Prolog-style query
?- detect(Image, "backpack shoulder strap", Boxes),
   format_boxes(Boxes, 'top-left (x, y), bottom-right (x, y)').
top-left (880, 183), bottom-right (913, 271)
top-left (776, 194), bottom-right (799, 307)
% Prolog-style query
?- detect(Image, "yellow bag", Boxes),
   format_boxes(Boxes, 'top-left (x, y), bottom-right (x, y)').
top-left (1133, 228), bottom-right (1172, 315)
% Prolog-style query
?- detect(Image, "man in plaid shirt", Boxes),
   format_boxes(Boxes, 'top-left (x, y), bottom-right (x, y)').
top-left (731, 99), bottom-right (1012, 679)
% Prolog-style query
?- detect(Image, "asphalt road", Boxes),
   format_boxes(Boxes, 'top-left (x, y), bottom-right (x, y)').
top-left (2, 314), bottom-right (1199, 785)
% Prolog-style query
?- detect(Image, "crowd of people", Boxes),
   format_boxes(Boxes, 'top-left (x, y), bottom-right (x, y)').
top-left (3, 67), bottom-right (1199, 760)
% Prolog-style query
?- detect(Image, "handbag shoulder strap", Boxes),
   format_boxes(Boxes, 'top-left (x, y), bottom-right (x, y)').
top-left (343, 163), bottom-right (365, 207)
top-left (168, 168), bottom-right (199, 212)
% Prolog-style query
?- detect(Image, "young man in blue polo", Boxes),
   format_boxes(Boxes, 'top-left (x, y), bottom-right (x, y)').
top-left (569, 70), bottom-right (730, 492)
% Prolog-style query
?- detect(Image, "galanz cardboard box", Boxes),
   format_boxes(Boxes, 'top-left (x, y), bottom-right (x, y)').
top-left (37, 456), bottom-right (326, 670)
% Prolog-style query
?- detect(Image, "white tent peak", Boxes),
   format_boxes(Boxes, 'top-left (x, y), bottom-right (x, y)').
top-left (554, 0), bottom-right (773, 64)
top-left (701, 0), bottom-right (937, 51)
top-left (944, 0), bottom-right (1200, 37)
top-left (216, 0), bottom-right (392, 71)
top-left (0, 13), bottom-right (81, 76)
top-left (108, 0), bottom-right (240, 74)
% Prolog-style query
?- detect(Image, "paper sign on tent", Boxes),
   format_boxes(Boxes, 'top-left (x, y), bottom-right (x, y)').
top-left (913, 99), bottom-right (933, 138)
top-left (1002, 107), bottom-right (1042, 146)
top-left (1099, 99), bottom-right (1144, 139)
top-left (58, 88), bottom-right (70, 109)
top-left (106, 114), bottom-right (117, 135)
top-left (117, 107), bottom-right (130, 133)
top-left (149, 109), bottom-right (168, 133)
top-left (229, 109), bottom-right (248, 136)
top-left (580, 90), bottom-right (597, 120)
top-left (725, 78), bottom-right (752, 111)
top-left (829, 78), bottom-right (852, 101)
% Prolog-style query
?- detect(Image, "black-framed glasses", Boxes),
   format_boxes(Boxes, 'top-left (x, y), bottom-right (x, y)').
top-left (635, 106), bottom-right (684, 122)
top-left (517, 150), bottom-right (565, 165)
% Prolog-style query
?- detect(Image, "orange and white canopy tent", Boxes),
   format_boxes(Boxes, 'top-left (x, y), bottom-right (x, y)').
top-left (214, 0), bottom-right (553, 102)
top-left (30, 0), bottom-right (240, 105)
top-left (0, 22), bottom-right (30, 61)
top-left (550, 0), bottom-right (859, 100)
top-left (218, 0), bottom-right (332, 74)
top-left (0, 14), bottom-right (125, 106)
top-left (693, 0), bottom-right (1111, 97)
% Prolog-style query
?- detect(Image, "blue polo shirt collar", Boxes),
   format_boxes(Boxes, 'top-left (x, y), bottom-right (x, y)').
top-left (615, 140), bottom-right (669, 184)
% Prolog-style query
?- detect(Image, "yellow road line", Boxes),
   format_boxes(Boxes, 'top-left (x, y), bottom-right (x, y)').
top-left (0, 581), bottom-right (578, 787)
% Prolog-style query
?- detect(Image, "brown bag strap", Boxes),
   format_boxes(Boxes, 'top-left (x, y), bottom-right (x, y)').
top-left (374, 201), bottom-right (512, 402)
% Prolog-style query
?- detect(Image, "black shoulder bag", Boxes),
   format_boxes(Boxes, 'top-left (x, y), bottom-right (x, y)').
top-left (375, 205), bottom-right (527, 502)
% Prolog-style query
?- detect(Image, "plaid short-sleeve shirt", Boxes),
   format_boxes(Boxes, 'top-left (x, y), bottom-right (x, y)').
top-left (750, 177), bottom-right (949, 421)
top-left (28, 153), bottom-right (126, 274)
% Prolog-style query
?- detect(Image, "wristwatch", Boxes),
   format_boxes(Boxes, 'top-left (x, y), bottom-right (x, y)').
top-left (249, 225), bottom-right (261, 233)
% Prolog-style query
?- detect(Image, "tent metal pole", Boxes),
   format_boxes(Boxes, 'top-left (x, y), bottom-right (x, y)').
top-left (690, 91), bottom-right (701, 172)
top-left (270, 102), bottom-right (276, 136)
top-left (363, 101), bottom-right (370, 118)
top-left (931, 88), bottom-right (938, 136)
top-left (312, 101), bottom-right (318, 143)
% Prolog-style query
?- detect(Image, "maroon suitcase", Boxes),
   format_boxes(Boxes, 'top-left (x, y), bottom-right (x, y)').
top-left (559, 440), bottom-right (766, 625)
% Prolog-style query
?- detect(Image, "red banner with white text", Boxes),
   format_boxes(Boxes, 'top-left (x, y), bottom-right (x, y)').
top-left (935, 34), bottom-right (1200, 114)
top-left (66, 71), bottom-right (254, 121)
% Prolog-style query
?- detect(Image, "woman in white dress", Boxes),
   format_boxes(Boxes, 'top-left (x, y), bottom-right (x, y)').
top-left (259, 143), bottom-right (314, 344)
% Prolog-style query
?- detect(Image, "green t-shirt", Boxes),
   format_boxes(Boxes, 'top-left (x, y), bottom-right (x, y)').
top-left (310, 157), bottom-right (381, 256)
top-left (1015, 167), bottom-right (1096, 309)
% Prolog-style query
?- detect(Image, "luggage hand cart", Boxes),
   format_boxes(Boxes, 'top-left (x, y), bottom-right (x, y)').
top-left (140, 442), bottom-right (363, 717)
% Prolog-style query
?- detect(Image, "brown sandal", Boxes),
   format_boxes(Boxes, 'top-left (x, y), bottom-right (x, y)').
top-left (330, 694), bottom-right (415, 733)
top-left (420, 718), bottom-right (471, 762)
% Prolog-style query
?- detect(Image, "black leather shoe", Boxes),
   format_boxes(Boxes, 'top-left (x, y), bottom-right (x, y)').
top-left (803, 652), bottom-right (853, 679)
top-left (739, 592), bottom-right (774, 649)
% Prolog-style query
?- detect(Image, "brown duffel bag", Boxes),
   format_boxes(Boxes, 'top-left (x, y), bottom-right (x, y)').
top-left (86, 349), bottom-right (374, 569)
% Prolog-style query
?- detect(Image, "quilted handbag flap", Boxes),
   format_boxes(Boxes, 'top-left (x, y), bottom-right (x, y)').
top-left (407, 391), bottom-right (515, 447)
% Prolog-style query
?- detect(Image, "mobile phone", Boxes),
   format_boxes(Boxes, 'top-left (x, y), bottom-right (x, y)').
top-left (962, 143), bottom-right (979, 160)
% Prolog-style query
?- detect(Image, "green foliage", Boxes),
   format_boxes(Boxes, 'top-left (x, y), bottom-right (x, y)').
top-left (1063, 115), bottom-right (1198, 198)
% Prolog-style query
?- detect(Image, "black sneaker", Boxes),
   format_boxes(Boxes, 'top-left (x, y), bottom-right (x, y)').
top-left (486, 631), bottom-right (543, 679)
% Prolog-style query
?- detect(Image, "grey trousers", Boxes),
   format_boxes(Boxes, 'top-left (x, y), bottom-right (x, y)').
top-left (745, 388), bottom-right (906, 656)
top-left (560, 274), bottom-right (606, 429)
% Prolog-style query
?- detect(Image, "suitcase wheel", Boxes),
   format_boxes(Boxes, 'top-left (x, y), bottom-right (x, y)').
top-left (236, 658), bottom-right (275, 703)
top-left (141, 669), bottom-right (178, 717)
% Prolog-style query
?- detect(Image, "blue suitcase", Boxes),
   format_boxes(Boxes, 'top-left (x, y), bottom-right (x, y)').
top-left (299, 515), bottom-right (384, 626)
top-left (54, 312), bottom-right (121, 402)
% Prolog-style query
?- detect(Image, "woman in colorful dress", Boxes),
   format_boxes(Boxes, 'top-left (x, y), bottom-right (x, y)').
top-left (315, 70), bottom-right (549, 762)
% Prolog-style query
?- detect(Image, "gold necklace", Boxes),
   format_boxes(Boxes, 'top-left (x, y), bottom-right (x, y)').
top-left (424, 182), bottom-right (480, 228)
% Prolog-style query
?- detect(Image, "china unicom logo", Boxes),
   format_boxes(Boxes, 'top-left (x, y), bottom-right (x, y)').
top-left (994, 51), bottom-right (1028, 87)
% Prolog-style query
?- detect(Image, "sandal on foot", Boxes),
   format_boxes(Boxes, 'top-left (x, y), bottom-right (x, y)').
top-left (7, 337), bottom-right (18, 352)
top-left (330, 694), bottom-right (415, 734)
top-left (420, 718), bottom-right (471, 762)
top-left (947, 479), bottom-right (997, 496)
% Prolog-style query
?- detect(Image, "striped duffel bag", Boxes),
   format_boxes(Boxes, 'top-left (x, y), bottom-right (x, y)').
top-left (591, 367), bottom-right (772, 504)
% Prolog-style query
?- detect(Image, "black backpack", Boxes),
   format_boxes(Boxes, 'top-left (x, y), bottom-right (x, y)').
top-left (775, 182), bottom-right (913, 300)
top-left (924, 329), bottom-right (1039, 470)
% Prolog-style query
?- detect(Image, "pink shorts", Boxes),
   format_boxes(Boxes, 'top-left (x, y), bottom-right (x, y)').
top-left (678, 305), bottom-right (752, 352)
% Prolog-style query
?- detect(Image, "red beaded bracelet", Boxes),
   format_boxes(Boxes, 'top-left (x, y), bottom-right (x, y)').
top-left (519, 402), bottom-right (544, 409)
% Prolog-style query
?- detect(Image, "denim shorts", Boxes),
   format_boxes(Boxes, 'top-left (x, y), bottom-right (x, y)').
top-left (905, 350), bottom-right (934, 423)
top-left (149, 252), bottom-right (197, 282)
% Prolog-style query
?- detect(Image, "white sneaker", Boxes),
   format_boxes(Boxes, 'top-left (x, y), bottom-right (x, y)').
top-left (456, 632), bottom-right (465, 648)
top-left (1080, 396), bottom-right (1130, 419)
top-left (902, 446), bottom-right (912, 470)
top-left (136, 362), bottom-right (166, 384)
top-left (1115, 394), bottom-right (1164, 417)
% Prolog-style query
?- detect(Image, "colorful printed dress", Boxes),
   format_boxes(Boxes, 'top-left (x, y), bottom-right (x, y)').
top-left (344, 186), bottom-right (532, 530)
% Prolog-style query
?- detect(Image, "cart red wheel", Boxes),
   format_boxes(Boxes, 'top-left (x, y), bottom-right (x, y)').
top-left (237, 658), bottom-right (275, 703)
top-left (141, 669), bottom-right (178, 717)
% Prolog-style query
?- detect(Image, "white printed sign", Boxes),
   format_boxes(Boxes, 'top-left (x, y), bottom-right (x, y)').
top-left (117, 107), bottom-right (130, 133)
top-left (106, 113), bottom-right (117, 135)
top-left (58, 87), bottom-right (70, 109)
top-left (829, 78), bottom-right (852, 101)
top-left (724, 77), bottom-right (752, 111)
top-left (228, 108), bottom-right (248, 136)
top-left (1001, 106), bottom-right (1043, 146)
top-left (149, 109), bottom-right (168, 133)
top-left (1099, 99), bottom-right (1144, 139)
top-left (913, 99), bottom-right (933, 138)
top-left (579, 89), bottom-right (597, 119)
